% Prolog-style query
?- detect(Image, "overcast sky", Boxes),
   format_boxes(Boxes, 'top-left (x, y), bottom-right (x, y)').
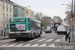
top-left (11, 0), bottom-right (71, 20)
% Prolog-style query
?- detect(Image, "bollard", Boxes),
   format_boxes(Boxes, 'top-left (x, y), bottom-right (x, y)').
top-left (65, 33), bottom-right (67, 41)
top-left (69, 36), bottom-right (70, 42)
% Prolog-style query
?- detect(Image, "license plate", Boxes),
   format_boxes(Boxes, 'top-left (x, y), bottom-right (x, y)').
top-left (17, 34), bottom-right (21, 35)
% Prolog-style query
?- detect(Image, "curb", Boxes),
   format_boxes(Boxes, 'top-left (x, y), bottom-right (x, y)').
top-left (0, 36), bottom-right (9, 40)
top-left (0, 37), bottom-right (9, 40)
top-left (61, 35), bottom-right (75, 46)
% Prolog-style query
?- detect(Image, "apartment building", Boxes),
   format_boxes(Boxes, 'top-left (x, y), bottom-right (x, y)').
top-left (52, 16), bottom-right (62, 23)
top-left (0, 0), bottom-right (34, 31)
top-left (0, 0), bottom-right (13, 30)
top-left (24, 7), bottom-right (34, 19)
top-left (13, 3), bottom-right (24, 17)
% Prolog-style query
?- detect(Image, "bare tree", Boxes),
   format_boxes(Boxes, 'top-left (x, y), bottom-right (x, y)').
top-left (41, 16), bottom-right (49, 29)
top-left (34, 12), bottom-right (50, 29)
top-left (65, 4), bottom-right (75, 27)
top-left (34, 12), bottom-right (43, 20)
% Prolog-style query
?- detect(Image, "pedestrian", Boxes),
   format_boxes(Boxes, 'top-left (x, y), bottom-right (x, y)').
top-left (65, 30), bottom-right (70, 41)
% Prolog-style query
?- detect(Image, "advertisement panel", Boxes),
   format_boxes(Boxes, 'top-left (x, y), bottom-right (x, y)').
top-left (16, 24), bottom-right (26, 30)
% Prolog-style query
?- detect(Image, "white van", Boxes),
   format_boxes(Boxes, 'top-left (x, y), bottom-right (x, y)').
top-left (57, 25), bottom-right (67, 35)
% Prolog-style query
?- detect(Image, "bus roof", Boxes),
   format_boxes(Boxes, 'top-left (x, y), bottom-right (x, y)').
top-left (30, 18), bottom-right (41, 23)
top-left (10, 17), bottom-right (26, 19)
top-left (10, 17), bottom-right (41, 23)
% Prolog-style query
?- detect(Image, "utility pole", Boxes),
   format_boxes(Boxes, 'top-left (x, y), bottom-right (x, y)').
top-left (70, 0), bottom-right (73, 41)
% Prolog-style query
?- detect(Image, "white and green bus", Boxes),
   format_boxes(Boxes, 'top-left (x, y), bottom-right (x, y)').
top-left (8, 17), bottom-right (42, 40)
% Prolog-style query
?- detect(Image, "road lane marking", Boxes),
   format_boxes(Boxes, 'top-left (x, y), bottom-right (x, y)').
top-left (6, 43), bottom-right (16, 47)
top-left (62, 36), bottom-right (65, 39)
top-left (22, 43), bottom-right (31, 47)
top-left (30, 43), bottom-right (38, 47)
top-left (14, 43), bottom-right (24, 47)
top-left (38, 43), bottom-right (46, 47)
top-left (0, 43), bottom-right (9, 47)
top-left (28, 39), bottom-right (38, 42)
top-left (37, 39), bottom-right (45, 42)
top-left (47, 43), bottom-right (55, 47)
top-left (45, 39), bottom-right (53, 42)
top-left (54, 39), bottom-right (61, 42)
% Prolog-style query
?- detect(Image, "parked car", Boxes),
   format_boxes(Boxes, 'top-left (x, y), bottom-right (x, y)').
top-left (57, 25), bottom-right (67, 35)
top-left (45, 28), bottom-right (52, 33)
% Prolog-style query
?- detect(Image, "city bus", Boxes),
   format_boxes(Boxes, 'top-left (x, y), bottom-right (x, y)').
top-left (8, 17), bottom-right (42, 40)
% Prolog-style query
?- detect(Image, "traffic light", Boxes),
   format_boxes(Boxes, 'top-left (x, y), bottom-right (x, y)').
top-left (64, 19), bottom-right (66, 21)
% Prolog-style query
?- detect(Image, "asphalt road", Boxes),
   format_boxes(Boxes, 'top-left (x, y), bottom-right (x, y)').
top-left (0, 31), bottom-right (66, 50)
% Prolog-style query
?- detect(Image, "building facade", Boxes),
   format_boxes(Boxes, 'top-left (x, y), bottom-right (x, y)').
top-left (24, 7), bottom-right (34, 19)
top-left (13, 3), bottom-right (24, 17)
top-left (52, 16), bottom-right (62, 23)
top-left (0, 0), bottom-right (34, 31)
top-left (0, 0), bottom-right (13, 30)
top-left (42, 17), bottom-right (51, 29)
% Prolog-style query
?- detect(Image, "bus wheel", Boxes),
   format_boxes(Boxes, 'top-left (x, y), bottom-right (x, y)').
top-left (32, 33), bottom-right (35, 39)
top-left (16, 38), bottom-right (20, 41)
top-left (38, 34), bottom-right (40, 37)
top-left (38, 32), bottom-right (41, 37)
top-left (57, 33), bottom-right (59, 35)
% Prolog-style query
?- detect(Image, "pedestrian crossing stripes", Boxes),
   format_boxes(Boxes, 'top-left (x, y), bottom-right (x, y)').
top-left (28, 39), bottom-right (38, 42)
top-left (54, 39), bottom-right (61, 42)
top-left (45, 39), bottom-right (53, 42)
top-left (30, 43), bottom-right (38, 47)
top-left (22, 43), bottom-right (31, 47)
top-left (14, 43), bottom-right (24, 47)
top-left (0, 43), bottom-right (62, 47)
top-left (38, 43), bottom-right (46, 47)
top-left (0, 39), bottom-right (62, 47)
top-left (0, 43), bottom-right (9, 47)
top-left (47, 43), bottom-right (55, 47)
top-left (0, 39), bottom-right (62, 43)
top-left (6, 43), bottom-right (16, 47)
top-left (37, 39), bottom-right (45, 42)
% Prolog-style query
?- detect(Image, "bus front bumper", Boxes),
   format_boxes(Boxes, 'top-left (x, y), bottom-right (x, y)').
top-left (9, 33), bottom-right (32, 39)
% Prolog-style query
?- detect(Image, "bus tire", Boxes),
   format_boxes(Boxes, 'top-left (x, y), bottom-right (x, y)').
top-left (16, 38), bottom-right (20, 41)
top-left (38, 34), bottom-right (41, 37)
top-left (57, 33), bottom-right (59, 35)
top-left (32, 33), bottom-right (35, 39)
top-left (38, 35), bottom-right (40, 37)
top-left (38, 31), bottom-right (42, 37)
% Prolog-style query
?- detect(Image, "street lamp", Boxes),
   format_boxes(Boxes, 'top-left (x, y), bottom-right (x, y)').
top-left (62, 0), bottom-right (74, 41)
top-left (25, 6), bottom-right (30, 8)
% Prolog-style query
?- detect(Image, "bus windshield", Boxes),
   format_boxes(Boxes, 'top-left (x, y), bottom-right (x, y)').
top-left (10, 17), bottom-right (26, 22)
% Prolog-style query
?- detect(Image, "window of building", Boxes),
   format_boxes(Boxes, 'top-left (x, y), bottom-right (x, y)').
top-left (3, 13), bottom-right (5, 17)
top-left (10, 6), bottom-right (11, 13)
top-left (3, 13), bottom-right (5, 21)
top-left (7, 14), bottom-right (8, 21)
top-left (10, 15), bottom-right (11, 18)
top-left (3, 3), bottom-right (4, 11)
top-left (7, 4), bottom-right (8, 12)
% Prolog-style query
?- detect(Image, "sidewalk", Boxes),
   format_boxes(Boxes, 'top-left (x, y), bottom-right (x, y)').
top-left (61, 36), bottom-right (75, 50)
top-left (0, 35), bottom-right (9, 40)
